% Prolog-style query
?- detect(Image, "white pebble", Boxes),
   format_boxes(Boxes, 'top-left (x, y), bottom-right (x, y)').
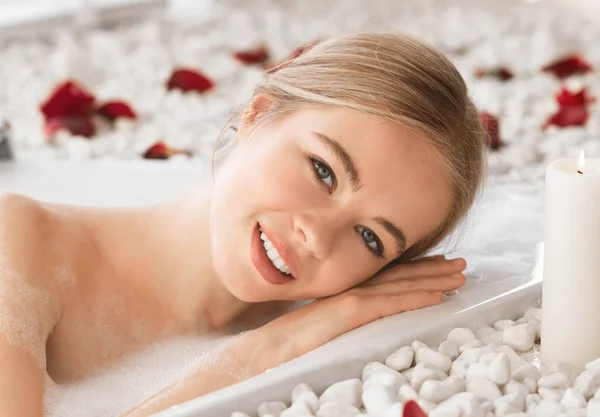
top-left (420, 377), bottom-right (465, 403)
top-left (523, 307), bottom-right (540, 319)
top-left (586, 358), bottom-right (600, 371)
top-left (362, 373), bottom-right (405, 394)
top-left (565, 409), bottom-right (586, 417)
top-left (412, 340), bottom-right (429, 352)
top-left (504, 381), bottom-right (530, 398)
top-left (456, 347), bottom-right (484, 365)
top-left (531, 399), bottom-right (564, 417)
top-left (292, 383), bottom-right (314, 402)
top-left (528, 319), bottom-right (542, 341)
top-left (494, 394), bottom-right (524, 416)
top-left (573, 369), bottom-right (600, 400)
top-left (522, 378), bottom-right (538, 394)
top-left (319, 379), bottom-right (362, 408)
top-left (509, 360), bottom-right (533, 379)
top-left (429, 402), bottom-right (462, 417)
top-left (494, 319), bottom-right (516, 331)
top-left (450, 360), bottom-right (469, 378)
top-left (587, 400), bottom-right (600, 417)
top-left (502, 324), bottom-right (535, 352)
top-left (560, 388), bottom-right (586, 409)
top-left (480, 352), bottom-right (498, 365)
top-left (293, 391), bottom-right (319, 414)
top-left (231, 413), bottom-right (250, 417)
top-left (411, 364), bottom-right (444, 392)
top-left (402, 367), bottom-right (414, 383)
top-left (438, 341), bottom-right (459, 360)
top-left (362, 385), bottom-right (394, 416)
top-left (444, 392), bottom-right (485, 417)
top-left (417, 399), bottom-right (437, 413)
top-left (549, 362), bottom-right (579, 384)
top-left (385, 346), bottom-right (414, 371)
top-left (381, 403), bottom-right (403, 417)
top-left (489, 353), bottom-right (511, 385)
top-left (467, 363), bottom-right (490, 380)
top-left (281, 402), bottom-right (312, 417)
top-left (539, 373), bottom-right (571, 390)
top-left (503, 413), bottom-right (528, 417)
top-left (258, 401), bottom-right (287, 417)
top-left (538, 388), bottom-right (564, 402)
top-left (447, 328), bottom-right (477, 346)
top-left (459, 340), bottom-right (484, 353)
top-left (398, 384), bottom-right (419, 402)
top-left (467, 378), bottom-right (503, 401)
top-left (416, 347), bottom-right (452, 373)
top-left (362, 362), bottom-right (399, 382)
top-left (526, 394), bottom-right (542, 411)
top-left (316, 402), bottom-right (360, 417)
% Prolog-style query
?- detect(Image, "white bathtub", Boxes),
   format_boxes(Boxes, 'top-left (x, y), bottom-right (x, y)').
top-left (0, 160), bottom-right (546, 417)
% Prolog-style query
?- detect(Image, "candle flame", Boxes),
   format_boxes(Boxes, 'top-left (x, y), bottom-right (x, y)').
top-left (578, 149), bottom-right (586, 174)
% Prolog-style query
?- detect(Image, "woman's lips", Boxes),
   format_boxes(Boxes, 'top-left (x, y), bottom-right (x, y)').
top-left (259, 223), bottom-right (299, 278)
top-left (251, 223), bottom-right (295, 285)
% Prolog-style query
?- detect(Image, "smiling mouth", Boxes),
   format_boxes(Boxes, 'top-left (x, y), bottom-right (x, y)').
top-left (258, 226), bottom-right (293, 276)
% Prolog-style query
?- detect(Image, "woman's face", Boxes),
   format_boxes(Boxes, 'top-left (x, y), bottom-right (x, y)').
top-left (210, 103), bottom-right (452, 302)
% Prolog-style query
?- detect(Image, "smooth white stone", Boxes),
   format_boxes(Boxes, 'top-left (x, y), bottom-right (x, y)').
top-left (467, 378), bottom-right (503, 401)
top-left (467, 363), bottom-right (490, 380)
top-left (523, 307), bottom-right (540, 319)
top-left (503, 413), bottom-right (528, 417)
top-left (494, 319), bottom-right (516, 331)
top-left (450, 360), bottom-right (469, 379)
top-left (362, 385), bottom-right (394, 416)
top-left (564, 408), bottom-right (586, 417)
top-left (479, 352), bottom-right (498, 366)
top-left (402, 367), bottom-right (414, 383)
top-left (398, 384), bottom-right (419, 402)
top-left (447, 328), bottom-right (477, 347)
top-left (573, 369), bottom-right (600, 400)
top-left (362, 362), bottom-right (398, 382)
top-left (412, 340), bottom-right (429, 353)
top-left (530, 399), bottom-right (564, 417)
top-left (381, 402), bottom-right (403, 417)
top-left (316, 402), bottom-right (361, 417)
top-left (494, 393), bottom-right (526, 415)
top-left (293, 391), bottom-right (319, 414)
top-left (539, 373), bottom-right (571, 390)
top-left (525, 394), bottom-right (542, 412)
top-left (459, 340), bottom-right (484, 353)
top-left (512, 364), bottom-right (541, 382)
top-left (560, 388), bottom-right (586, 410)
top-left (419, 377), bottom-right (465, 403)
top-left (417, 399), bottom-right (437, 413)
top-left (504, 381), bottom-right (530, 398)
top-left (549, 362), bottom-right (579, 385)
top-left (429, 402), bottom-right (462, 417)
top-left (411, 363), bottom-right (444, 392)
top-left (586, 358), bottom-right (600, 372)
top-left (258, 401), bottom-right (288, 417)
top-left (444, 392), bottom-right (485, 417)
top-left (522, 378), bottom-right (538, 394)
top-left (456, 348), bottom-right (484, 366)
top-left (528, 319), bottom-right (542, 341)
top-left (362, 373), bottom-right (405, 395)
top-left (231, 413), bottom-right (251, 417)
top-left (489, 353), bottom-right (511, 385)
top-left (587, 400), bottom-right (600, 417)
top-left (538, 388), bottom-right (565, 403)
top-left (385, 346), bottom-right (414, 372)
top-left (280, 402), bottom-right (312, 417)
top-left (292, 383), bottom-right (314, 403)
top-left (502, 324), bottom-right (535, 352)
top-left (438, 341), bottom-right (459, 360)
top-left (416, 347), bottom-right (452, 373)
top-left (319, 379), bottom-right (362, 409)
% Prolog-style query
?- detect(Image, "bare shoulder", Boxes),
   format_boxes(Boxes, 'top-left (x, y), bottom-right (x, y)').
top-left (0, 192), bottom-right (65, 290)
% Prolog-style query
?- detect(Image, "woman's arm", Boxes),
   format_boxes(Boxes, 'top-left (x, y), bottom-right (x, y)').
top-left (122, 256), bottom-right (466, 417)
top-left (0, 194), bottom-right (63, 417)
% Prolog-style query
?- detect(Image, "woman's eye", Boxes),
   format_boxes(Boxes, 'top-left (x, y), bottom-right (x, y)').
top-left (357, 226), bottom-right (384, 258)
top-left (311, 158), bottom-right (336, 190)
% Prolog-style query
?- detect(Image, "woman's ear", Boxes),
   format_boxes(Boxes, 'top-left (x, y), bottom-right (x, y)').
top-left (238, 94), bottom-right (274, 140)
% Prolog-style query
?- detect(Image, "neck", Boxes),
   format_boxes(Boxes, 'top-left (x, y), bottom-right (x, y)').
top-left (87, 181), bottom-right (252, 332)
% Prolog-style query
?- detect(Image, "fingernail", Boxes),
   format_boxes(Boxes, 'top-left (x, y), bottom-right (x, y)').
top-left (451, 272), bottom-right (464, 279)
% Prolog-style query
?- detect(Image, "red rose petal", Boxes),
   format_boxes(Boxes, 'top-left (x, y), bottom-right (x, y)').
top-left (266, 40), bottom-right (322, 72)
top-left (479, 112), bottom-right (503, 151)
top-left (474, 67), bottom-right (514, 81)
top-left (166, 68), bottom-right (214, 93)
top-left (234, 45), bottom-right (270, 65)
top-left (142, 141), bottom-right (193, 160)
top-left (96, 101), bottom-right (138, 122)
top-left (544, 106), bottom-right (589, 129)
top-left (44, 116), bottom-right (96, 138)
top-left (40, 80), bottom-right (96, 120)
top-left (542, 54), bottom-right (593, 78)
top-left (404, 400), bottom-right (428, 417)
top-left (555, 87), bottom-right (595, 107)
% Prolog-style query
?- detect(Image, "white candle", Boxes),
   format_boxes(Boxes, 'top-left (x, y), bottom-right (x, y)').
top-left (541, 150), bottom-right (600, 372)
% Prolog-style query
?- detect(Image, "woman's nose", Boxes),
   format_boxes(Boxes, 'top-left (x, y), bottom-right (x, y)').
top-left (293, 213), bottom-right (335, 259)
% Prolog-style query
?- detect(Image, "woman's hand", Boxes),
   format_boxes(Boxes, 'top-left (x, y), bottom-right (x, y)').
top-left (237, 255), bottom-right (467, 375)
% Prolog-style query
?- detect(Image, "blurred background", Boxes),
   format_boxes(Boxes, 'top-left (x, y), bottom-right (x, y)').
top-left (0, 0), bottom-right (598, 185)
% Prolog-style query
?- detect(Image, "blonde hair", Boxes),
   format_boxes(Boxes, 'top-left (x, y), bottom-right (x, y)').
top-left (214, 33), bottom-right (486, 262)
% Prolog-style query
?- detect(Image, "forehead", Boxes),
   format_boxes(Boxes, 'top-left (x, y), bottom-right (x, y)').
top-left (284, 106), bottom-right (452, 245)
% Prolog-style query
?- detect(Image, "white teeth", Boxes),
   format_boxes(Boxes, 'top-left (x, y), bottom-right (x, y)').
top-left (259, 227), bottom-right (292, 275)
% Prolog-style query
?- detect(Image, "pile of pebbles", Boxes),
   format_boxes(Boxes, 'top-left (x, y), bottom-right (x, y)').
top-left (234, 306), bottom-right (600, 417)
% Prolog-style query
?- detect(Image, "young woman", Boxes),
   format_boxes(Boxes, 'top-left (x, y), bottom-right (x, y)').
top-left (0, 32), bottom-right (486, 416)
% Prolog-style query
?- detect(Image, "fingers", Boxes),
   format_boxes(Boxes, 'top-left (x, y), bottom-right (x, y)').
top-left (360, 272), bottom-right (466, 296)
top-left (365, 257), bottom-right (466, 286)
top-left (369, 291), bottom-right (445, 319)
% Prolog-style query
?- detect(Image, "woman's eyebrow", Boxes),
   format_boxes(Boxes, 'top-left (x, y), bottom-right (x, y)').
top-left (311, 131), bottom-right (361, 192)
top-left (311, 131), bottom-right (407, 255)
top-left (375, 216), bottom-right (407, 254)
